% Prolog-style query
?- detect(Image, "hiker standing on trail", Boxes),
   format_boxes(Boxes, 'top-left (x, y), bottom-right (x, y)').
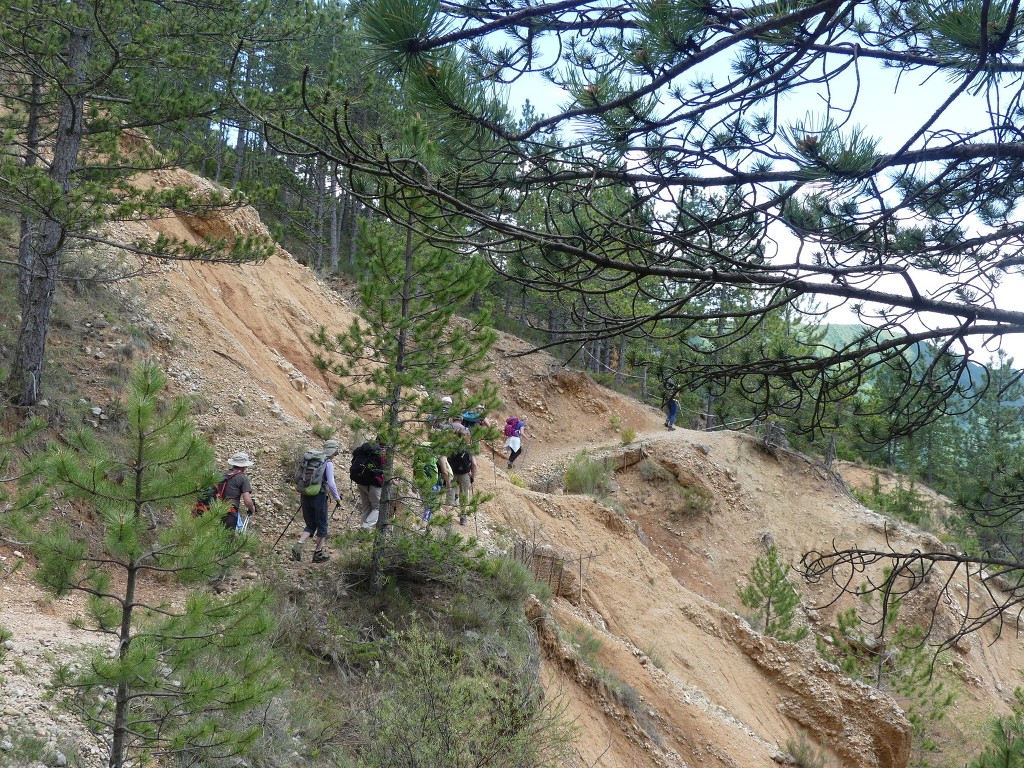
top-left (446, 446), bottom-right (476, 525)
top-left (222, 452), bottom-right (257, 531)
top-left (414, 443), bottom-right (451, 528)
top-left (447, 414), bottom-right (472, 444)
top-left (292, 440), bottom-right (342, 563)
top-left (461, 404), bottom-right (491, 432)
top-left (428, 395), bottom-right (454, 429)
top-left (504, 416), bottom-right (527, 469)
top-left (664, 394), bottom-right (679, 431)
top-left (350, 441), bottom-right (385, 529)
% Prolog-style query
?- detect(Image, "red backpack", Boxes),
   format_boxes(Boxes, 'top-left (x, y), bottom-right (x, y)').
top-left (193, 468), bottom-right (241, 515)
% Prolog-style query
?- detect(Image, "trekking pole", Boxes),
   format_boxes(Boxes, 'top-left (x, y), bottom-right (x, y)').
top-left (239, 501), bottom-right (257, 535)
top-left (329, 498), bottom-right (341, 521)
top-left (273, 504), bottom-right (302, 549)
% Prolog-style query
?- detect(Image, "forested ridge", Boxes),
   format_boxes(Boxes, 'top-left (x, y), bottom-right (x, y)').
top-left (7, 1), bottom-right (1024, 767)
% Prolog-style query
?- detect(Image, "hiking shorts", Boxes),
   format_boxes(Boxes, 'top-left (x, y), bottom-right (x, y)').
top-left (300, 493), bottom-right (328, 539)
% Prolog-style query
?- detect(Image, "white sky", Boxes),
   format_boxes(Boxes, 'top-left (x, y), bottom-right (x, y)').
top-left (498, 36), bottom-right (1024, 366)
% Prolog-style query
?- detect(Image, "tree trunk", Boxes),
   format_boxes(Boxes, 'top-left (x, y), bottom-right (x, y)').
top-left (328, 169), bottom-right (339, 273)
top-left (370, 219), bottom-right (415, 594)
top-left (312, 157), bottom-right (325, 273)
top-left (17, 73), bottom-right (43, 307)
top-left (109, 562), bottom-right (138, 768)
top-left (614, 337), bottom-right (627, 385)
top-left (348, 195), bottom-right (359, 265)
top-left (11, 3), bottom-right (91, 406)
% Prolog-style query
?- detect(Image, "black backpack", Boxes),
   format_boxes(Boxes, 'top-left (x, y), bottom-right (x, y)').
top-left (448, 450), bottom-right (473, 475)
top-left (350, 443), bottom-right (383, 487)
top-left (294, 450), bottom-right (328, 496)
top-left (193, 469), bottom-right (241, 516)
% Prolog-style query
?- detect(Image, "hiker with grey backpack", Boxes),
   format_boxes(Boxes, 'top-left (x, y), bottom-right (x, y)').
top-left (291, 440), bottom-right (342, 563)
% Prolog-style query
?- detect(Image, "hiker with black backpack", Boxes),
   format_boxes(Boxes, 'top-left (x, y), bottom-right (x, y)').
top-left (446, 446), bottom-right (476, 525)
top-left (350, 441), bottom-right (385, 529)
top-left (291, 440), bottom-right (342, 563)
top-left (220, 452), bottom-right (257, 531)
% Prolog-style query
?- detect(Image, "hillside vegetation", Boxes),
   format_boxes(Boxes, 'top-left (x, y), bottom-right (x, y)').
top-left (2, 166), bottom-right (1023, 768)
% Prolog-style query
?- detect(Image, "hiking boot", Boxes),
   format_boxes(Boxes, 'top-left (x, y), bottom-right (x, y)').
top-left (312, 550), bottom-right (330, 563)
top-left (290, 543), bottom-right (302, 562)
top-left (507, 461), bottom-right (514, 469)
top-left (459, 515), bottom-right (468, 526)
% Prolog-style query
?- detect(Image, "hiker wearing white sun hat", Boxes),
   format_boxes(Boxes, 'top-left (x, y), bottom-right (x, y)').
top-left (221, 452), bottom-right (257, 530)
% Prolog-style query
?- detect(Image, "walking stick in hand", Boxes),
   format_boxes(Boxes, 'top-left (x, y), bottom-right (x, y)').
top-left (273, 504), bottom-right (302, 549)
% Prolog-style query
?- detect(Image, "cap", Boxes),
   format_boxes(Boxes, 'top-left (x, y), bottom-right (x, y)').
top-left (323, 439), bottom-right (340, 457)
top-left (441, 396), bottom-right (453, 404)
top-left (227, 451), bottom-right (254, 467)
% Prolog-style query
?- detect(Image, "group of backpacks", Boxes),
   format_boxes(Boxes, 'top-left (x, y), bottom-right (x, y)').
top-left (196, 414), bottom-right (527, 526)
top-left (292, 442), bottom-right (384, 497)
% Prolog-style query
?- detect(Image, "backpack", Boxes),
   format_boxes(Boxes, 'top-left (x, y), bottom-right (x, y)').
top-left (414, 450), bottom-right (440, 489)
top-left (461, 411), bottom-right (483, 428)
top-left (504, 417), bottom-right (523, 438)
top-left (193, 469), bottom-right (241, 516)
top-left (448, 449), bottom-right (473, 475)
top-left (294, 450), bottom-right (328, 496)
top-left (350, 442), bottom-right (384, 487)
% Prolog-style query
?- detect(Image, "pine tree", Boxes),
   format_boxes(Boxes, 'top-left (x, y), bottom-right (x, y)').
top-left (970, 713), bottom-right (1024, 768)
top-left (312, 119), bottom-right (498, 591)
top-left (23, 363), bottom-right (280, 768)
top-left (738, 545), bottom-right (808, 643)
top-left (0, 0), bottom-right (280, 406)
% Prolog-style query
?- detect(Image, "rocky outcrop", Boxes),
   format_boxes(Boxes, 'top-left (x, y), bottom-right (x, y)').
top-left (730, 615), bottom-right (912, 768)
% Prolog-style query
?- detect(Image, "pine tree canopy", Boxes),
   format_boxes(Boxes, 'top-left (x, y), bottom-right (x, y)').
top-left (262, 0), bottom-right (1024, 434)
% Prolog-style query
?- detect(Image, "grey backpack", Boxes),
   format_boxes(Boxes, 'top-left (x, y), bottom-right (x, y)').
top-left (294, 450), bottom-right (328, 496)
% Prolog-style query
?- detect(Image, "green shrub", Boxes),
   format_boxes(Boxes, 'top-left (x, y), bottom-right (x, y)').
top-left (968, 687), bottom-right (1024, 768)
top-left (563, 624), bottom-right (603, 665)
top-left (486, 556), bottom-right (546, 603)
top-left (738, 545), bottom-right (808, 643)
top-left (642, 646), bottom-right (666, 671)
top-left (310, 420), bottom-right (333, 440)
top-left (853, 475), bottom-right (932, 528)
top-left (786, 730), bottom-right (830, 768)
top-left (640, 459), bottom-right (674, 483)
top-left (563, 452), bottom-right (612, 496)
top-left (670, 485), bottom-right (714, 520)
top-left (348, 621), bottom-right (575, 767)
top-left (620, 427), bottom-right (636, 445)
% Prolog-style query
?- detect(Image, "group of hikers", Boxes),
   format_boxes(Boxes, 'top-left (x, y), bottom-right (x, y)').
top-left (198, 398), bottom-right (529, 565)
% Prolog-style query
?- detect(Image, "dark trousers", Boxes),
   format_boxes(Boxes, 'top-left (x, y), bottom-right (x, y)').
top-left (300, 493), bottom-right (328, 539)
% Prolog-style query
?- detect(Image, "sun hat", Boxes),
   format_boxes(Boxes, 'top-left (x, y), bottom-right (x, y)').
top-left (227, 451), bottom-right (254, 468)
top-left (323, 439), bottom-right (340, 457)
